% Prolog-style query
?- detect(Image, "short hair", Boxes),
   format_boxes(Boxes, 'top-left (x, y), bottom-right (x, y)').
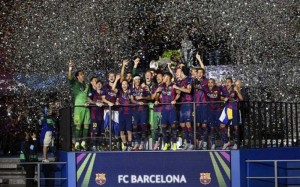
top-left (145, 70), bottom-right (153, 76)
top-left (89, 76), bottom-right (97, 82)
top-left (164, 72), bottom-right (173, 79)
top-left (209, 78), bottom-right (215, 83)
top-left (181, 66), bottom-right (190, 76)
top-left (156, 70), bottom-right (164, 77)
top-left (226, 77), bottom-right (233, 83)
top-left (198, 68), bottom-right (206, 74)
top-left (96, 80), bottom-right (103, 84)
top-left (75, 70), bottom-right (84, 78)
top-left (122, 80), bottom-right (129, 84)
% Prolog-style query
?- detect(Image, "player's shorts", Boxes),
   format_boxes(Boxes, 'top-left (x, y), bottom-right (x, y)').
top-left (89, 120), bottom-right (103, 134)
top-left (208, 110), bottom-right (222, 127)
top-left (119, 113), bottom-right (133, 132)
top-left (161, 109), bottom-right (178, 125)
top-left (133, 110), bottom-right (148, 126)
top-left (43, 131), bottom-right (53, 146)
top-left (179, 103), bottom-right (192, 123)
top-left (231, 109), bottom-right (239, 126)
top-left (196, 105), bottom-right (208, 124)
top-left (74, 107), bottom-right (91, 125)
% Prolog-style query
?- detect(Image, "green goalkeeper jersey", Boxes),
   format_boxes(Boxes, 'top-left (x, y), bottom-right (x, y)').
top-left (70, 78), bottom-right (90, 105)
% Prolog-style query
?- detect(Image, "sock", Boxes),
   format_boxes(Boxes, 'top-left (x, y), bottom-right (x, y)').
top-left (141, 125), bottom-right (147, 142)
top-left (221, 127), bottom-right (229, 144)
top-left (211, 128), bottom-right (216, 145)
top-left (182, 127), bottom-right (188, 143)
top-left (75, 128), bottom-right (81, 140)
top-left (83, 128), bottom-right (88, 139)
top-left (171, 127), bottom-right (177, 143)
top-left (154, 128), bottom-right (160, 142)
top-left (234, 127), bottom-right (239, 144)
top-left (133, 126), bottom-right (139, 143)
top-left (202, 126), bottom-right (208, 142)
top-left (187, 127), bottom-right (193, 144)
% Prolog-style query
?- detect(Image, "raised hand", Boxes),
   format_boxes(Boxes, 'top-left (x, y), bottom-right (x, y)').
top-left (196, 52), bottom-right (201, 61)
top-left (122, 59), bottom-right (129, 66)
top-left (134, 58), bottom-right (140, 67)
top-left (68, 60), bottom-right (74, 71)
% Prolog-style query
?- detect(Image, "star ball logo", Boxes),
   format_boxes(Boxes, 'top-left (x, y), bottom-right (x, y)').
top-left (200, 173), bottom-right (211, 185)
top-left (95, 173), bottom-right (106, 185)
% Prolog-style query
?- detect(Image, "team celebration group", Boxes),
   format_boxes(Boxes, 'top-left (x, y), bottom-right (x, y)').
top-left (68, 53), bottom-right (245, 152)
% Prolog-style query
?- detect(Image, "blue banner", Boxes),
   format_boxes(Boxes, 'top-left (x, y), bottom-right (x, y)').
top-left (76, 151), bottom-right (231, 187)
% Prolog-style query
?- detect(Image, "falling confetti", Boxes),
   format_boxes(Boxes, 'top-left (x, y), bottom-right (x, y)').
top-left (0, 0), bottom-right (299, 128)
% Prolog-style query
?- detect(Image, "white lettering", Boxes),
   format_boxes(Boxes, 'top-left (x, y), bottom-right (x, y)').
top-left (118, 175), bottom-right (129, 183)
top-left (167, 175), bottom-right (173, 183)
top-left (137, 175), bottom-right (143, 183)
top-left (131, 175), bottom-right (137, 183)
top-left (161, 175), bottom-right (166, 183)
top-left (127, 175), bottom-right (187, 184)
top-left (144, 175), bottom-right (149, 183)
top-left (150, 175), bottom-right (155, 183)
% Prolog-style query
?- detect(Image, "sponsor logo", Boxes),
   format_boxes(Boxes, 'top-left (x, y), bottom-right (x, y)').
top-left (95, 173), bottom-right (106, 186)
top-left (200, 173), bottom-right (211, 185)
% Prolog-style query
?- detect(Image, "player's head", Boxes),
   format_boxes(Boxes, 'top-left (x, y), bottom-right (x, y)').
top-left (144, 70), bottom-right (153, 83)
top-left (126, 72), bottom-right (133, 83)
top-left (175, 67), bottom-right (182, 79)
top-left (75, 70), bottom-right (85, 83)
top-left (197, 68), bottom-right (206, 79)
top-left (156, 71), bottom-right (163, 84)
top-left (121, 80), bottom-right (129, 91)
top-left (208, 78), bottom-right (216, 88)
top-left (181, 66), bottom-right (190, 77)
top-left (108, 72), bottom-right (115, 83)
top-left (133, 76), bottom-right (141, 87)
top-left (96, 80), bottom-right (103, 90)
top-left (235, 79), bottom-right (242, 88)
top-left (226, 77), bottom-right (233, 88)
top-left (191, 68), bottom-right (198, 79)
top-left (90, 76), bottom-right (98, 88)
top-left (163, 72), bottom-right (173, 83)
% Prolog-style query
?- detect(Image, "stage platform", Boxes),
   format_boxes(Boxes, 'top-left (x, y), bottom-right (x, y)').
top-left (1, 148), bottom-right (300, 187)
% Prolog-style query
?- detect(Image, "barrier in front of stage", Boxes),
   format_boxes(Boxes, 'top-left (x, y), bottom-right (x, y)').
top-left (237, 147), bottom-right (300, 187)
top-left (67, 151), bottom-right (231, 187)
top-left (64, 148), bottom-right (300, 187)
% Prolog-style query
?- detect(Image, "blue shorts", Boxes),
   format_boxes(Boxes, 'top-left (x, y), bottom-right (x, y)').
top-left (133, 110), bottom-right (148, 126)
top-left (196, 105), bottom-right (208, 124)
top-left (231, 109), bottom-right (239, 126)
top-left (161, 109), bottom-right (177, 125)
top-left (208, 110), bottom-right (221, 127)
top-left (119, 113), bottom-right (133, 132)
top-left (90, 120), bottom-right (103, 134)
top-left (179, 104), bottom-right (192, 123)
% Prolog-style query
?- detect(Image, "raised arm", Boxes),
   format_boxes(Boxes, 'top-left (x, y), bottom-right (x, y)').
top-left (112, 74), bottom-right (120, 92)
top-left (132, 57), bottom-right (140, 76)
top-left (120, 59), bottom-right (129, 83)
top-left (234, 86), bottom-right (244, 101)
top-left (67, 61), bottom-right (73, 80)
top-left (196, 52), bottom-right (205, 70)
top-left (167, 63), bottom-right (175, 79)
